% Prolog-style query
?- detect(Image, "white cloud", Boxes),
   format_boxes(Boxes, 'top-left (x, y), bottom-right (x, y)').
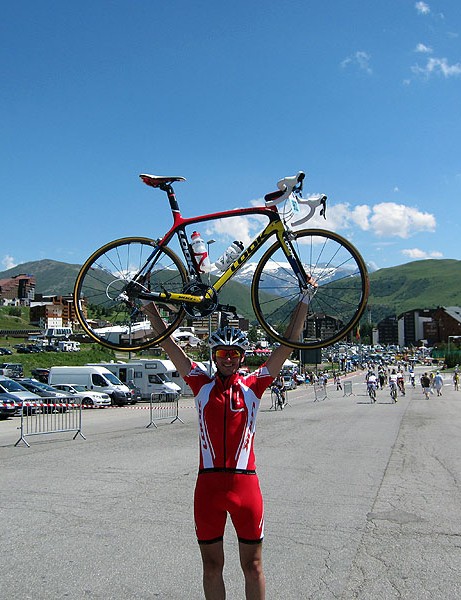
top-left (200, 201), bottom-right (437, 254)
top-left (328, 202), bottom-right (436, 238)
top-left (412, 57), bottom-right (461, 78)
top-left (401, 248), bottom-right (443, 259)
top-left (415, 43), bottom-right (433, 53)
top-left (341, 51), bottom-right (372, 75)
top-left (204, 212), bottom-right (266, 247)
top-left (2, 255), bottom-right (16, 270)
top-left (370, 203), bottom-right (436, 237)
top-left (415, 1), bottom-right (430, 15)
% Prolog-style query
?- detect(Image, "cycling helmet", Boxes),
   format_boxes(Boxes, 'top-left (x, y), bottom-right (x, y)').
top-left (208, 326), bottom-right (249, 351)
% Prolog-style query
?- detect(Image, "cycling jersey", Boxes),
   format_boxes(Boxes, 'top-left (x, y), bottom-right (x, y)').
top-left (185, 362), bottom-right (273, 472)
top-left (184, 362), bottom-right (273, 544)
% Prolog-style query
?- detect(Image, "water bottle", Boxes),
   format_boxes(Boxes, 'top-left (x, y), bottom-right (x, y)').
top-left (214, 241), bottom-right (244, 272)
top-left (190, 231), bottom-right (211, 273)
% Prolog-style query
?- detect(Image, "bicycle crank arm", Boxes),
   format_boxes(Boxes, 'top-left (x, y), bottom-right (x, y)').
top-left (138, 291), bottom-right (204, 305)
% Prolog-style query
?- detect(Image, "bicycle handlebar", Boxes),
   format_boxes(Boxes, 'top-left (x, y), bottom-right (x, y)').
top-left (265, 171), bottom-right (327, 227)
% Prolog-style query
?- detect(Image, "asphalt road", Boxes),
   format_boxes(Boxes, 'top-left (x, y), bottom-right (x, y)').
top-left (1, 366), bottom-right (460, 599)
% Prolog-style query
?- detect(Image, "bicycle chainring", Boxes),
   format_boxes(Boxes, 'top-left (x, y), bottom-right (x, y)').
top-left (182, 281), bottom-right (218, 318)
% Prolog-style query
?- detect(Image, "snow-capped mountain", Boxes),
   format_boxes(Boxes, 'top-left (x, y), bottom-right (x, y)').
top-left (228, 260), bottom-right (361, 296)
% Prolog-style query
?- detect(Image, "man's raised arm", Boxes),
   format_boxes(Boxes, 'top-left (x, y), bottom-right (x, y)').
top-left (141, 304), bottom-right (192, 378)
top-left (266, 295), bottom-right (309, 378)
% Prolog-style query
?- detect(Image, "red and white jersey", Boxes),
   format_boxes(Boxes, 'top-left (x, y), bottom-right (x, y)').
top-left (184, 362), bottom-right (273, 473)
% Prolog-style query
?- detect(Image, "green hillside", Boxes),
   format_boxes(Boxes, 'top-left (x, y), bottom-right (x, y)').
top-left (1, 258), bottom-right (461, 326)
top-left (0, 259), bottom-right (81, 296)
top-left (367, 259), bottom-right (461, 322)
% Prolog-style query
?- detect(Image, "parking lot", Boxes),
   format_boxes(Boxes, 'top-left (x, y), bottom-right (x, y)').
top-left (1, 367), bottom-right (460, 599)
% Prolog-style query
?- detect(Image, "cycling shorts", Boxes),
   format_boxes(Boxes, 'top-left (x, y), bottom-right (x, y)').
top-left (194, 471), bottom-right (264, 545)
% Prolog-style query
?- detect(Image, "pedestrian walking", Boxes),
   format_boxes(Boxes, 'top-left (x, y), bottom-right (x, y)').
top-left (433, 371), bottom-right (444, 396)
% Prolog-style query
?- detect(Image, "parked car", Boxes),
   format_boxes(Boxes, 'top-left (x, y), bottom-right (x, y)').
top-left (50, 384), bottom-right (111, 408)
top-left (14, 379), bottom-right (69, 413)
top-left (282, 375), bottom-right (297, 390)
top-left (0, 363), bottom-right (24, 377)
top-left (0, 392), bottom-right (18, 419)
top-left (0, 347), bottom-right (13, 355)
top-left (0, 376), bottom-right (41, 415)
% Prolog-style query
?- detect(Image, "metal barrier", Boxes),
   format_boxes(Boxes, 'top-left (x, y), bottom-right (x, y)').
top-left (314, 383), bottom-right (327, 402)
top-left (146, 393), bottom-right (184, 428)
top-left (15, 401), bottom-right (86, 447)
top-left (343, 381), bottom-right (355, 396)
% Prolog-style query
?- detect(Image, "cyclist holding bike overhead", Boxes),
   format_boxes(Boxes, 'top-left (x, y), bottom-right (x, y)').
top-left (141, 294), bottom-right (309, 600)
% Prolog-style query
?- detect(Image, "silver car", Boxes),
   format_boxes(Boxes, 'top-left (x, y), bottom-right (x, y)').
top-left (51, 384), bottom-right (111, 408)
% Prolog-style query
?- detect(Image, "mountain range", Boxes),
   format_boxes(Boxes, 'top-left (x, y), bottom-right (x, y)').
top-left (1, 258), bottom-right (461, 324)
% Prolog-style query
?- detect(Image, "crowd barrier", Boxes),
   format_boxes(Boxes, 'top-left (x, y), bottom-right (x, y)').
top-left (313, 382), bottom-right (328, 402)
top-left (343, 381), bottom-right (355, 396)
top-left (15, 401), bottom-right (86, 447)
top-left (146, 392), bottom-right (184, 428)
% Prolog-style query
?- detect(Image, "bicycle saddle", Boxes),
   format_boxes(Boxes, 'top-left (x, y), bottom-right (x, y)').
top-left (140, 174), bottom-right (186, 187)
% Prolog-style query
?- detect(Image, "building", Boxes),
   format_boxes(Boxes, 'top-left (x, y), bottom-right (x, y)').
top-left (431, 307), bottom-right (461, 344)
top-left (0, 274), bottom-right (35, 304)
top-left (397, 308), bottom-right (437, 347)
top-left (191, 313), bottom-right (248, 339)
top-left (378, 307), bottom-right (461, 347)
top-left (377, 315), bottom-right (398, 345)
top-left (29, 295), bottom-right (79, 330)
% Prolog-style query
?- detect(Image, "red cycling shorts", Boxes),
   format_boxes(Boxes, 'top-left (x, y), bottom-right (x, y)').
top-left (194, 471), bottom-right (264, 545)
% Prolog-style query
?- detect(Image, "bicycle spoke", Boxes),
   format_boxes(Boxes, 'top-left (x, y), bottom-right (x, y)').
top-left (74, 238), bottom-right (187, 351)
top-left (252, 229), bottom-right (368, 349)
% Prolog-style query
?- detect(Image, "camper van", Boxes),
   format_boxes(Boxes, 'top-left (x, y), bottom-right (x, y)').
top-left (92, 360), bottom-right (181, 401)
top-left (48, 366), bottom-right (131, 406)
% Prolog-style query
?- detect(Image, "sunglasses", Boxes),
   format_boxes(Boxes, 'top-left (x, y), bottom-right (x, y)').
top-left (215, 349), bottom-right (243, 359)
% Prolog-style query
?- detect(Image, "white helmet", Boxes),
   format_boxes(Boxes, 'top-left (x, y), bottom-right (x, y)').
top-left (208, 326), bottom-right (249, 351)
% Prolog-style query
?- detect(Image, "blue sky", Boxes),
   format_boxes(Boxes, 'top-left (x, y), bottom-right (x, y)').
top-left (2, 0), bottom-right (460, 273)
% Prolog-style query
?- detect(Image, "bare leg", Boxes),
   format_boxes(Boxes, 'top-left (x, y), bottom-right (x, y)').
top-left (199, 541), bottom-right (225, 600)
top-left (239, 541), bottom-right (265, 599)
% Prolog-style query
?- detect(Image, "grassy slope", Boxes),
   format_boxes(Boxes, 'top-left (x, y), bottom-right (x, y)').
top-left (2, 258), bottom-right (461, 325)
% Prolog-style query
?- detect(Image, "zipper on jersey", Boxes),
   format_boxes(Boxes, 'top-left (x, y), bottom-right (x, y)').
top-left (222, 387), bottom-right (229, 468)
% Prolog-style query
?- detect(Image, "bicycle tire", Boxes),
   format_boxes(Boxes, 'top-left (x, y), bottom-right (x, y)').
top-left (251, 229), bottom-right (369, 349)
top-left (73, 237), bottom-right (188, 351)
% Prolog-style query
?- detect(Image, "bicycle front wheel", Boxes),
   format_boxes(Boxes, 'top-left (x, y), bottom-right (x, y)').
top-left (73, 237), bottom-right (188, 351)
top-left (251, 229), bottom-right (369, 349)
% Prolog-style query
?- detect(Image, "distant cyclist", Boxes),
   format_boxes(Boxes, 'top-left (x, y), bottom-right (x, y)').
top-left (366, 371), bottom-right (377, 402)
top-left (396, 369), bottom-right (406, 396)
top-left (389, 369), bottom-right (398, 402)
top-left (272, 374), bottom-right (286, 409)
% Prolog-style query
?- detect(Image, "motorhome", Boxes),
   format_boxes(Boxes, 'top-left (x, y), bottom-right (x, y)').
top-left (57, 340), bottom-right (81, 352)
top-left (91, 360), bottom-right (182, 400)
top-left (48, 366), bottom-right (131, 406)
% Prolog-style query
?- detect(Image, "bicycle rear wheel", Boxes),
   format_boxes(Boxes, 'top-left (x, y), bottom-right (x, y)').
top-left (73, 237), bottom-right (188, 351)
top-left (251, 229), bottom-right (368, 349)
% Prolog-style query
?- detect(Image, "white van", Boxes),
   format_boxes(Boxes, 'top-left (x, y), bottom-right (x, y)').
top-left (92, 360), bottom-right (181, 400)
top-left (48, 366), bottom-right (131, 406)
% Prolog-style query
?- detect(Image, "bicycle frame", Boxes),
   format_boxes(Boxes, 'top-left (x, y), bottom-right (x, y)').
top-left (134, 183), bottom-right (312, 307)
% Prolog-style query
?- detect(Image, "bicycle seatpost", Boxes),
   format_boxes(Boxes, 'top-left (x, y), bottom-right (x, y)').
top-left (160, 183), bottom-right (181, 214)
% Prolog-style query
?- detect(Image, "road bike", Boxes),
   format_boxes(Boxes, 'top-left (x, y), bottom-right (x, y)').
top-left (389, 382), bottom-right (398, 403)
top-left (73, 171), bottom-right (369, 352)
top-left (270, 385), bottom-right (286, 410)
top-left (367, 382), bottom-right (377, 403)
